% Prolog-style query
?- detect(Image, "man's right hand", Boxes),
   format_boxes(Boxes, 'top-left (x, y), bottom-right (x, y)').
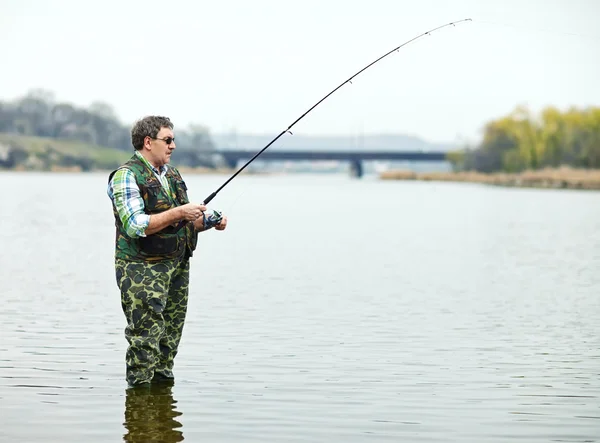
top-left (179, 203), bottom-right (207, 221)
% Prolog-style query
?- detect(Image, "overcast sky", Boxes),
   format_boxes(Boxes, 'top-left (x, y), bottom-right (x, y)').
top-left (1, 0), bottom-right (598, 144)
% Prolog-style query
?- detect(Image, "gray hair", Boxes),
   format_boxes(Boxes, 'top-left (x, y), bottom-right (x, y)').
top-left (131, 115), bottom-right (174, 150)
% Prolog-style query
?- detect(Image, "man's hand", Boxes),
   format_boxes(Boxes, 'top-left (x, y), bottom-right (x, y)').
top-left (214, 215), bottom-right (228, 231)
top-left (179, 203), bottom-right (207, 221)
top-left (145, 202), bottom-right (205, 236)
top-left (191, 209), bottom-right (226, 232)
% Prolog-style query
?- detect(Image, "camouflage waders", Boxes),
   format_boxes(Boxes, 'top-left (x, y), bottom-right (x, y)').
top-left (115, 254), bottom-right (190, 386)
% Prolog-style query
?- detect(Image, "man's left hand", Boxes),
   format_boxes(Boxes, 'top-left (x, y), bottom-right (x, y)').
top-left (215, 215), bottom-right (227, 231)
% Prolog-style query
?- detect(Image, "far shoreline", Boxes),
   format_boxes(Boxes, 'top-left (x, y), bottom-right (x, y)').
top-left (0, 165), bottom-right (254, 175)
top-left (380, 166), bottom-right (600, 191)
top-left (4, 165), bottom-right (600, 191)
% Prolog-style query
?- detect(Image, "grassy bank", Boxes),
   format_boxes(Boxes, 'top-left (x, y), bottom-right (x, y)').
top-left (380, 166), bottom-right (600, 190)
top-left (0, 133), bottom-right (131, 171)
top-left (0, 133), bottom-right (235, 174)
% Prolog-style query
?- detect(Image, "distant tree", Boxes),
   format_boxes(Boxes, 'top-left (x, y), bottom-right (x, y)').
top-left (449, 105), bottom-right (600, 172)
top-left (14, 89), bottom-right (55, 137)
top-left (89, 101), bottom-right (117, 120)
top-left (0, 89), bottom-right (219, 167)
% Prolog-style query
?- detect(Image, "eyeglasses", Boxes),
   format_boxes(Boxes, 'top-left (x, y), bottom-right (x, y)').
top-left (151, 136), bottom-right (175, 145)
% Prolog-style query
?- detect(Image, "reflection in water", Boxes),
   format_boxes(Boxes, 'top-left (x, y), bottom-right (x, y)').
top-left (123, 382), bottom-right (184, 443)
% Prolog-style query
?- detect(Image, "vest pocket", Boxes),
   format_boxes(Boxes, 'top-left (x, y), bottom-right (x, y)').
top-left (146, 183), bottom-right (171, 211)
top-left (174, 179), bottom-right (189, 204)
top-left (138, 234), bottom-right (180, 256)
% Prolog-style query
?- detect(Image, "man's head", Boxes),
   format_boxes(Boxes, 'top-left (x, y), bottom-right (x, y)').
top-left (131, 115), bottom-right (176, 168)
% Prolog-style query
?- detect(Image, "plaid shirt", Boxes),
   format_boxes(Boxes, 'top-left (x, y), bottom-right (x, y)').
top-left (107, 151), bottom-right (171, 238)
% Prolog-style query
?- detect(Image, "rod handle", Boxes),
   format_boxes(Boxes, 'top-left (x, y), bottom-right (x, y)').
top-left (203, 191), bottom-right (216, 205)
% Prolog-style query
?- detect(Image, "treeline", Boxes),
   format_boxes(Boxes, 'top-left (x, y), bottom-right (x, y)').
top-left (449, 105), bottom-right (600, 173)
top-left (0, 89), bottom-right (219, 168)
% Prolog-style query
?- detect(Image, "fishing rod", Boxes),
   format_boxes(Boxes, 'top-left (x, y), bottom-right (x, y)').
top-left (202, 18), bottom-right (472, 205)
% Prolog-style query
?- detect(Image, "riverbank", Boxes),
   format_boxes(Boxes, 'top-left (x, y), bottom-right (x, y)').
top-left (0, 133), bottom-right (239, 174)
top-left (0, 164), bottom-right (248, 175)
top-left (379, 167), bottom-right (600, 190)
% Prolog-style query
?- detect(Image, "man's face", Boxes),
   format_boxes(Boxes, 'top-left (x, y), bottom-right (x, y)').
top-left (146, 126), bottom-right (176, 167)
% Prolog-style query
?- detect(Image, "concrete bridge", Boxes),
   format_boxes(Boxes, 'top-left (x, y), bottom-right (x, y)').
top-left (218, 149), bottom-right (449, 177)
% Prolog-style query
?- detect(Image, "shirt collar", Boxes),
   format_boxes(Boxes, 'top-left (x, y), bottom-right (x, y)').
top-left (135, 150), bottom-right (168, 175)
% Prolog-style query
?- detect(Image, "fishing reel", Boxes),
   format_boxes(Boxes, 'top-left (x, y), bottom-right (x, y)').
top-left (202, 208), bottom-right (223, 229)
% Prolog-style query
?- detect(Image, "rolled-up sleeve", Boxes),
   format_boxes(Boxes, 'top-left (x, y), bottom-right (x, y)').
top-left (107, 168), bottom-right (150, 238)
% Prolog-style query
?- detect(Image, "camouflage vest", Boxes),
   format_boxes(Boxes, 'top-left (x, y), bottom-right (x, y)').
top-left (108, 154), bottom-right (198, 262)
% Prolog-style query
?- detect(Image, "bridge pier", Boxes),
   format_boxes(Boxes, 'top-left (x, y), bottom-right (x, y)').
top-left (223, 157), bottom-right (238, 169)
top-left (349, 160), bottom-right (363, 178)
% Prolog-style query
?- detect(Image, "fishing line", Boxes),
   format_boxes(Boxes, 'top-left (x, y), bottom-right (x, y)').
top-left (219, 188), bottom-right (249, 218)
top-left (202, 18), bottom-right (473, 205)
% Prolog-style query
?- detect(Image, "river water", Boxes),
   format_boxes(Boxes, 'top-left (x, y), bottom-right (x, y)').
top-left (1, 171), bottom-right (599, 442)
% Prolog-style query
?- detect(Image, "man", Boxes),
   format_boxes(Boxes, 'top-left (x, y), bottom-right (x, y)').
top-left (107, 115), bottom-right (227, 387)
